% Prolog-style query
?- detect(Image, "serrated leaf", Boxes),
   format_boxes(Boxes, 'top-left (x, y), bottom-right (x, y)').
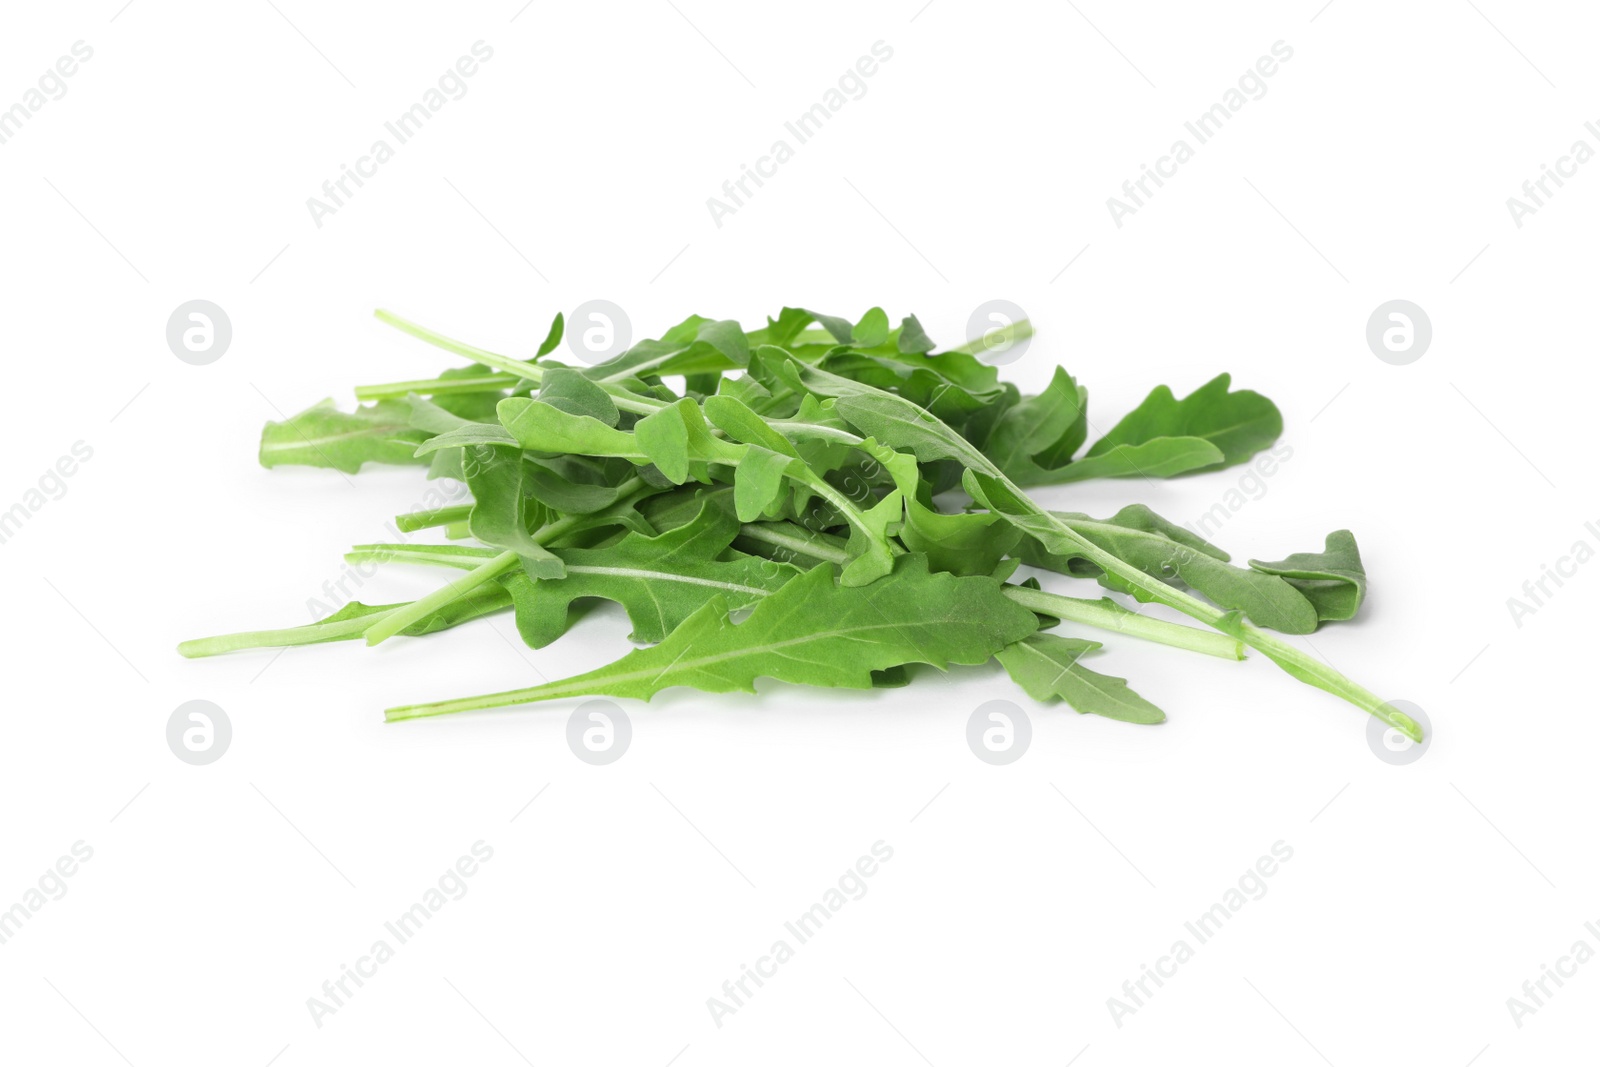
top-left (1015, 503), bottom-right (1320, 635)
top-left (506, 495), bottom-right (802, 648)
top-left (996, 633), bottom-right (1165, 724)
top-left (390, 556), bottom-right (1041, 715)
top-left (1086, 373), bottom-right (1282, 472)
top-left (259, 399), bottom-right (430, 473)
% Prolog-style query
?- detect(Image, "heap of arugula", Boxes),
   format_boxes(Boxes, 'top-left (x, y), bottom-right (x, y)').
top-left (181, 306), bottom-right (1420, 741)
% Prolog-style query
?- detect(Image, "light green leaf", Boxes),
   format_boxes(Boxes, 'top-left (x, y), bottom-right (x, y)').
top-left (386, 555), bottom-right (1041, 718)
top-left (259, 399), bottom-right (430, 473)
top-left (506, 495), bottom-right (802, 648)
top-left (996, 633), bottom-right (1165, 724)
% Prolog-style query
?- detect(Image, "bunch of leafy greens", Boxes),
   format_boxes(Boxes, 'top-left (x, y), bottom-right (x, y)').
top-left (182, 306), bottom-right (1419, 742)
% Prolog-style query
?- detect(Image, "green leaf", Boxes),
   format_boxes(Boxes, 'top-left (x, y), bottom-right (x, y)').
top-left (499, 397), bottom-right (644, 459)
top-left (463, 446), bottom-right (565, 578)
top-left (505, 495), bottom-right (802, 648)
top-left (853, 307), bottom-right (890, 347)
top-left (1019, 504), bottom-right (1321, 635)
top-left (259, 399), bottom-right (430, 473)
top-left (900, 497), bottom-right (1020, 576)
top-left (536, 312), bottom-right (565, 358)
top-left (982, 367), bottom-right (1089, 484)
top-left (704, 394), bottom-right (801, 456)
top-left (804, 309), bottom-right (856, 344)
top-left (179, 583), bottom-right (512, 657)
top-left (537, 366), bottom-right (621, 425)
top-left (1249, 530), bottom-right (1367, 623)
top-left (1086, 373), bottom-right (1282, 472)
top-left (996, 634), bottom-right (1165, 724)
top-left (896, 314), bottom-right (935, 354)
top-left (385, 555), bottom-right (1042, 718)
top-left (733, 446), bottom-right (796, 522)
top-left (750, 307), bottom-right (815, 349)
top-left (1050, 437), bottom-right (1226, 482)
top-left (413, 423), bottom-right (520, 456)
top-left (633, 397), bottom-right (744, 482)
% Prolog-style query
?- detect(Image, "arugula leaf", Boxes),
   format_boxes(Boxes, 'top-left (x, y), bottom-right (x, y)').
top-left (1018, 504), bottom-right (1320, 635)
top-left (505, 495), bottom-right (802, 647)
top-left (900, 497), bottom-right (1020, 576)
top-left (1249, 530), bottom-right (1367, 623)
top-left (536, 312), bottom-right (565, 358)
top-left (896, 314), bottom-right (935, 354)
top-left (463, 446), bottom-right (565, 578)
top-left (178, 583), bottom-right (512, 657)
top-left (996, 633), bottom-right (1166, 724)
top-left (259, 399), bottom-right (430, 473)
top-left (386, 555), bottom-right (1041, 719)
top-left (208, 304), bottom-right (1421, 744)
top-left (981, 367), bottom-right (1088, 484)
top-left (1085, 373), bottom-right (1282, 473)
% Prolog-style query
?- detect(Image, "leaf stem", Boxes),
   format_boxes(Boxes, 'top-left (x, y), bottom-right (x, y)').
top-left (1001, 585), bottom-right (1243, 660)
top-left (951, 318), bottom-right (1033, 358)
top-left (361, 549), bottom-right (522, 645)
top-left (1015, 503), bottom-right (1421, 741)
top-left (373, 309), bottom-right (669, 417)
top-left (179, 612), bottom-right (390, 657)
top-left (394, 504), bottom-right (474, 533)
top-left (355, 373), bottom-right (520, 401)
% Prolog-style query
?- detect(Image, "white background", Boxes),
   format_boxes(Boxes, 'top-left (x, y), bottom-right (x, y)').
top-left (1, 1), bottom-right (1594, 1063)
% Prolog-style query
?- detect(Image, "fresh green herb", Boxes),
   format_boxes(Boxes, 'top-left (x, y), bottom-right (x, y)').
top-left (182, 305), bottom-right (1420, 743)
